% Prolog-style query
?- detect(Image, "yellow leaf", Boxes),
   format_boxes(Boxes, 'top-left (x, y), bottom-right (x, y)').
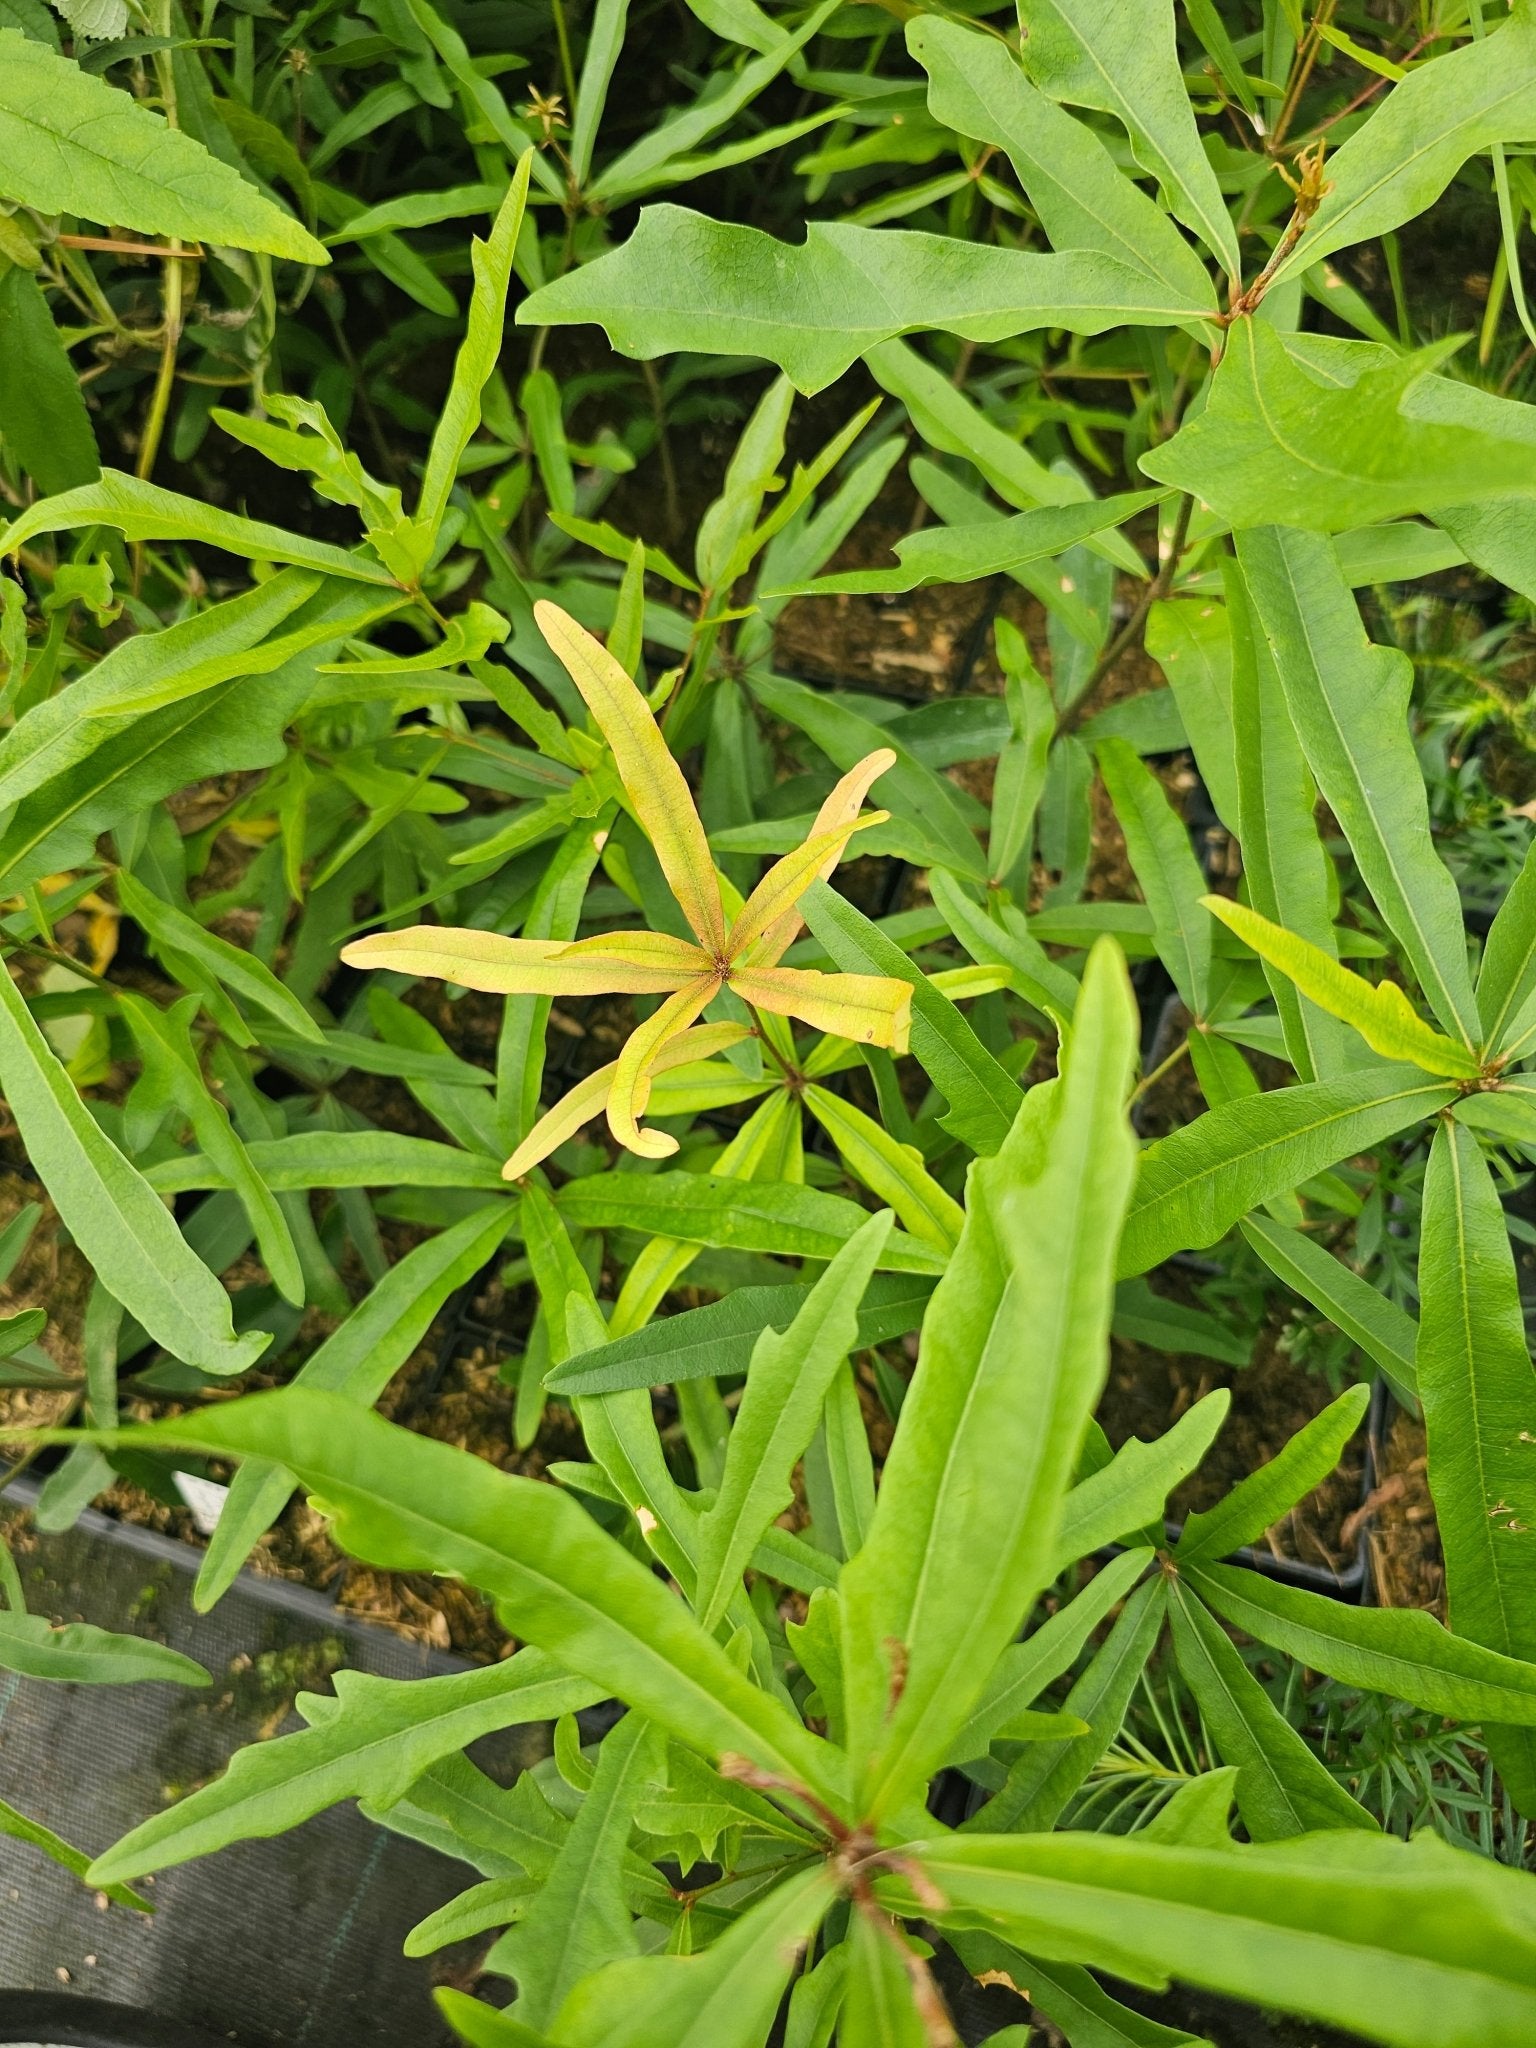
top-left (501, 1021), bottom-right (752, 1180)
top-left (606, 976), bottom-right (720, 1157)
top-left (1201, 896), bottom-right (1483, 1079)
top-left (724, 812), bottom-right (886, 963)
top-left (549, 929), bottom-right (710, 980)
top-left (340, 925), bottom-right (698, 995)
top-left (730, 965), bottom-right (912, 1052)
top-left (535, 601), bottom-right (727, 956)
top-left (746, 748), bottom-right (896, 967)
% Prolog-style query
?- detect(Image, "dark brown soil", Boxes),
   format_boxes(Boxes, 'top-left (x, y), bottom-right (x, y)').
top-left (1364, 1410), bottom-right (1445, 1618)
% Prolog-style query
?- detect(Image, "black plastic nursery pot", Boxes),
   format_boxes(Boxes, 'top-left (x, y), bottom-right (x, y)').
top-left (0, 1991), bottom-right (235, 2048)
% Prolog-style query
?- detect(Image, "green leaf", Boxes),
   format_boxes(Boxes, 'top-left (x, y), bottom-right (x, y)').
top-left (839, 940), bottom-right (1138, 1819)
top-left (962, 1939), bottom-right (1206, 2048)
top-left (1235, 526), bottom-right (1481, 1048)
top-left (1177, 1383), bottom-right (1369, 1565)
top-left (145, 1131), bottom-right (507, 1194)
top-left (1144, 595), bottom-right (1238, 838)
top-left (945, 1547), bottom-right (1154, 1764)
top-left (193, 1199), bottom-right (516, 1611)
top-left (119, 993), bottom-right (303, 1311)
top-left (747, 669), bottom-right (984, 879)
top-left (0, 263), bottom-right (98, 496)
top-left (929, 871), bottom-right (1080, 1023)
top-left (0, 33), bottom-right (327, 260)
top-left (906, 1828), bottom-right (1536, 2048)
top-left (0, 584), bottom-right (390, 899)
top-left (693, 1213), bottom-right (891, 1630)
top-left (494, 1711), bottom-right (663, 2030)
top-left (114, 1390), bottom-right (845, 1807)
top-left (546, 1275), bottom-right (933, 1397)
top-left (0, 966), bottom-right (265, 1374)
top-left (802, 1090), bottom-right (962, 1251)
top-left (1014, 0), bottom-right (1239, 273)
top-left (1417, 1118), bottom-right (1536, 1808)
top-left (0, 570), bottom-right (319, 805)
top-left (1476, 836), bottom-right (1536, 1051)
top-left (1238, 1215), bottom-right (1418, 1401)
top-left (840, 1912), bottom-right (926, 2048)
top-left (1271, 3), bottom-right (1536, 287)
top-left (1097, 738), bottom-right (1209, 1017)
top-left (764, 490), bottom-right (1165, 598)
top-left (1223, 557), bottom-right (1350, 1081)
top-left (909, 15), bottom-right (1217, 310)
top-left (1120, 1064), bottom-right (1456, 1278)
top-left (1167, 1580), bottom-right (1374, 1841)
top-left (1111, 1277), bottom-right (1250, 1366)
top-left (437, 1990), bottom-right (555, 2048)
top-left (1202, 898), bottom-right (1480, 1078)
top-left (973, 1576), bottom-right (1167, 1833)
top-left (0, 1798), bottom-right (148, 1913)
top-left (518, 207), bottom-right (1217, 395)
top-left (1144, 320), bottom-right (1536, 531)
top-left (116, 870), bottom-right (323, 1048)
top-left (801, 880), bottom-right (1021, 1155)
top-left (557, 1169), bottom-right (945, 1275)
top-left (0, 471), bottom-right (399, 585)
top-left (590, 0), bottom-right (838, 202)
top-left (551, 1864), bottom-right (837, 2048)
top-left (0, 1608), bottom-right (207, 1688)
top-left (1055, 1390), bottom-right (1229, 1569)
top-left (1185, 1559), bottom-right (1536, 1731)
top-left (414, 154), bottom-right (534, 562)
top-left (89, 1650), bottom-right (597, 1885)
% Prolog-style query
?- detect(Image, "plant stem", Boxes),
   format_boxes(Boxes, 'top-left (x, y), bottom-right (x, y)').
top-left (1057, 492), bottom-right (1195, 738)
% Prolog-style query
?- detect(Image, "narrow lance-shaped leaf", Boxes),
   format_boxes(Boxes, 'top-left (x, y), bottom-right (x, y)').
top-left (839, 939), bottom-right (1139, 1820)
top-left (413, 152), bottom-right (534, 560)
top-left (492, 1710), bottom-right (664, 2030)
top-left (802, 880), bottom-right (1021, 1155)
top-left (118, 993), bottom-right (304, 1311)
top-left (0, 966), bottom-right (266, 1375)
top-left (1014, 0), bottom-right (1239, 275)
top-left (1177, 1385), bottom-right (1370, 1565)
top-left (537, 602), bottom-right (726, 953)
top-left (0, 1608), bottom-right (208, 1689)
top-left (1120, 1063), bottom-right (1457, 1278)
top-left (693, 1212), bottom-right (891, 1630)
top-left (901, 1828), bottom-right (1536, 2048)
top-left (1270, 2), bottom-right (1536, 286)
top-left (909, 14), bottom-right (1217, 309)
top-left (107, 1391), bottom-right (846, 1809)
top-left (548, 1863), bottom-right (837, 2048)
top-left (89, 1651), bottom-right (599, 1885)
top-left (1168, 1579), bottom-right (1376, 1841)
top-left (1097, 737), bottom-right (1209, 1018)
top-left (972, 1575), bottom-right (1168, 1835)
top-left (1053, 1389), bottom-right (1230, 1569)
top-left (1417, 1117), bottom-right (1536, 1810)
top-left (193, 1199), bottom-right (517, 1611)
top-left (0, 31), bottom-right (327, 261)
top-left (1186, 1558), bottom-right (1536, 1733)
top-left (1223, 555), bottom-right (1351, 1081)
top-left (1201, 897), bottom-right (1481, 1079)
top-left (0, 472), bottom-right (400, 586)
top-left (1240, 1214), bottom-right (1418, 1402)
